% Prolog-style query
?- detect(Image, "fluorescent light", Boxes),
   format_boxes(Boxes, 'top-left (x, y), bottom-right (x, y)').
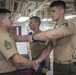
top-left (17, 17), bottom-right (29, 22)
top-left (41, 18), bottom-right (52, 21)
top-left (65, 15), bottom-right (76, 19)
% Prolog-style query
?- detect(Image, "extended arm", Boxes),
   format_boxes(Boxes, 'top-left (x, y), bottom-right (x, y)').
top-left (36, 41), bottom-right (53, 63)
top-left (42, 56), bottom-right (50, 73)
top-left (13, 28), bottom-right (64, 42)
top-left (33, 28), bottom-right (64, 41)
top-left (12, 34), bottom-right (32, 42)
top-left (44, 56), bottom-right (50, 68)
top-left (11, 53), bottom-right (39, 70)
top-left (18, 35), bottom-right (32, 42)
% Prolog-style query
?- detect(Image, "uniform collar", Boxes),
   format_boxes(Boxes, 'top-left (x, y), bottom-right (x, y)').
top-left (54, 18), bottom-right (67, 28)
top-left (0, 28), bottom-right (9, 34)
top-left (59, 18), bottom-right (67, 26)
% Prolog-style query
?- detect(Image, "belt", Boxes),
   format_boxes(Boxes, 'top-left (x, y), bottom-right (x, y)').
top-left (54, 60), bottom-right (71, 64)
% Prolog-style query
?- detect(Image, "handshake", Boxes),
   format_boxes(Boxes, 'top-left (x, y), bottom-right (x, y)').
top-left (31, 60), bottom-right (39, 71)
top-left (31, 60), bottom-right (48, 73)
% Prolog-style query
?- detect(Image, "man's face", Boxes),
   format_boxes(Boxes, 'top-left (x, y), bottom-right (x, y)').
top-left (29, 18), bottom-right (36, 30)
top-left (50, 6), bottom-right (63, 21)
top-left (1, 13), bottom-right (13, 29)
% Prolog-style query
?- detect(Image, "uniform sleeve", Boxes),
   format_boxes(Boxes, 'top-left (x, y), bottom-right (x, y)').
top-left (57, 22), bottom-right (76, 36)
top-left (0, 34), bottom-right (18, 60)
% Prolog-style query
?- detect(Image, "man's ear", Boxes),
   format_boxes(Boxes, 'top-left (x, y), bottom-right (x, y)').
top-left (60, 8), bottom-right (64, 14)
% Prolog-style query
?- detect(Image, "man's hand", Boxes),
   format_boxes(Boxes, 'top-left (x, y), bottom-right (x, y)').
top-left (42, 67), bottom-right (48, 73)
top-left (31, 60), bottom-right (39, 70)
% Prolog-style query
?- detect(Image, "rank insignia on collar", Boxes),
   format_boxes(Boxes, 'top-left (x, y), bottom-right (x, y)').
top-left (4, 40), bottom-right (12, 50)
top-left (62, 22), bottom-right (68, 27)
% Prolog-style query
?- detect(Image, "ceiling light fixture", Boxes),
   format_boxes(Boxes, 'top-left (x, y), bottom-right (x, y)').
top-left (17, 17), bottom-right (29, 22)
top-left (41, 18), bottom-right (52, 21)
top-left (65, 15), bottom-right (76, 19)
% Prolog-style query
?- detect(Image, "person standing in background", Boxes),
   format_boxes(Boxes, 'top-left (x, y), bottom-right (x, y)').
top-left (29, 16), bottom-right (50, 75)
top-left (0, 8), bottom-right (39, 75)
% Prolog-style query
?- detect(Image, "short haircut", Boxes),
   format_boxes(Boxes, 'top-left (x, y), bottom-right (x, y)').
top-left (50, 0), bottom-right (66, 10)
top-left (0, 8), bottom-right (11, 16)
top-left (30, 16), bottom-right (41, 25)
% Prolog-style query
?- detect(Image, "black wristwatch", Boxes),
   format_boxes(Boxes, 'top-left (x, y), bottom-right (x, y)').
top-left (32, 35), bottom-right (45, 43)
top-left (32, 35), bottom-right (38, 43)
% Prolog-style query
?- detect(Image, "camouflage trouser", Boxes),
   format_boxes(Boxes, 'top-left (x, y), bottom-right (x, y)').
top-left (0, 70), bottom-right (19, 75)
top-left (53, 62), bottom-right (76, 75)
